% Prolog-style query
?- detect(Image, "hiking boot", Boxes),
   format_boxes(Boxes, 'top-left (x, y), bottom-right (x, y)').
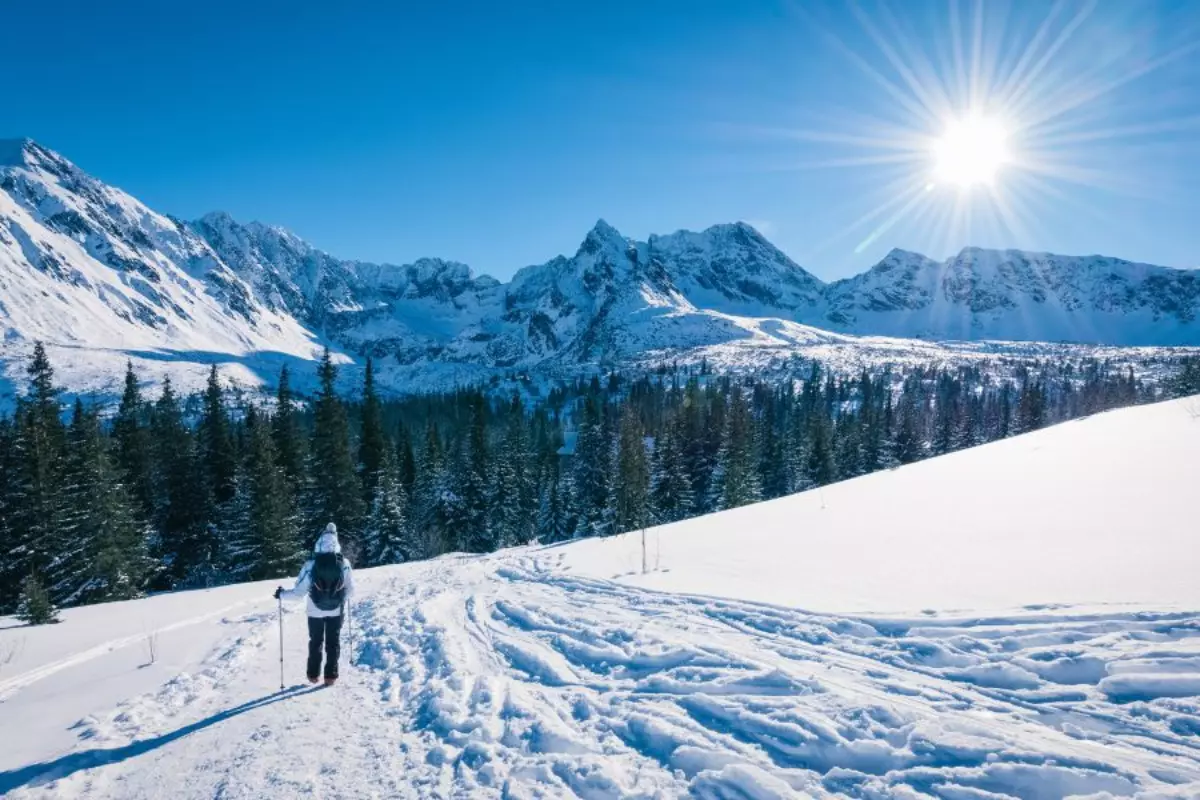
top-left (324, 676), bottom-right (337, 687)
top-left (308, 675), bottom-right (320, 685)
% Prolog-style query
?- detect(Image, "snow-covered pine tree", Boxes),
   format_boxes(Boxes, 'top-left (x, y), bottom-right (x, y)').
top-left (413, 421), bottom-right (453, 557)
top-left (272, 364), bottom-right (308, 517)
top-left (572, 395), bottom-right (613, 537)
top-left (757, 390), bottom-right (789, 500)
top-left (535, 465), bottom-right (571, 543)
top-left (805, 410), bottom-right (836, 488)
top-left (358, 356), bottom-right (387, 506)
top-left (492, 395), bottom-right (534, 548)
top-left (311, 348), bottom-right (366, 544)
top-left (0, 418), bottom-right (14, 612)
top-left (456, 393), bottom-right (495, 553)
top-left (363, 449), bottom-right (411, 566)
top-left (199, 365), bottom-right (237, 506)
top-left (396, 425), bottom-right (417, 491)
top-left (712, 387), bottom-right (761, 511)
top-left (59, 400), bottom-right (150, 605)
top-left (16, 572), bottom-right (58, 625)
top-left (892, 378), bottom-right (926, 465)
top-left (650, 416), bottom-right (692, 524)
top-left (112, 361), bottom-right (155, 522)
top-left (244, 408), bottom-right (303, 581)
top-left (9, 343), bottom-right (70, 603)
top-left (613, 406), bottom-right (650, 534)
top-left (151, 377), bottom-right (212, 587)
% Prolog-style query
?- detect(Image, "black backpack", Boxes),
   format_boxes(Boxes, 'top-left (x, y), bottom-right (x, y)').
top-left (309, 552), bottom-right (346, 612)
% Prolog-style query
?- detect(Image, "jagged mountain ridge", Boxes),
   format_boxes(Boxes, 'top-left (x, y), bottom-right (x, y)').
top-left (0, 139), bottom-right (318, 357)
top-left (1, 137), bottom-right (1198, 399)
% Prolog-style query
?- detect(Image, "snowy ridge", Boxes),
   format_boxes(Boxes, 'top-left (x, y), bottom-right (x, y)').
top-left (0, 139), bottom-right (322, 398)
top-left (2, 139), bottom-right (1199, 402)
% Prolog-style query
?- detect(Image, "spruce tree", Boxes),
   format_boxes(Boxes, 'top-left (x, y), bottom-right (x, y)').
top-left (536, 457), bottom-right (571, 543)
top-left (758, 392), bottom-right (789, 500)
top-left (245, 409), bottom-right (303, 580)
top-left (61, 400), bottom-right (149, 604)
top-left (272, 364), bottom-right (307, 495)
top-left (455, 393), bottom-right (494, 553)
top-left (650, 417), bottom-right (693, 524)
top-left (806, 411), bottom-right (836, 487)
top-left (151, 377), bottom-right (211, 586)
top-left (112, 361), bottom-right (155, 521)
top-left (17, 572), bottom-right (58, 625)
top-left (712, 388), bottom-right (761, 510)
top-left (493, 395), bottom-right (533, 548)
top-left (572, 396), bottom-right (612, 537)
top-left (413, 421), bottom-right (452, 556)
top-left (358, 356), bottom-right (387, 505)
top-left (396, 425), bottom-right (417, 490)
top-left (311, 349), bottom-right (366, 546)
top-left (613, 407), bottom-right (650, 534)
top-left (0, 418), bottom-right (20, 612)
top-left (10, 343), bottom-right (70, 601)
top-left (364, 449), bottom-right (411, 565)
top-left (199, 365), bottom-right (237, 506)
top-left (893, 388), bottom-right (926, 465)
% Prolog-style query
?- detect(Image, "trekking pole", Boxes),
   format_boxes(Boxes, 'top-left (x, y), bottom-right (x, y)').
top-left (347, 600), bottom-right (354, 664)
top-left (277, 596), bottom-right (285, 690)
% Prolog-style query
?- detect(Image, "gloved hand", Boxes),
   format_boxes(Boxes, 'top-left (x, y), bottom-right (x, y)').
top-left (273, 586), bottom-right (283, 600)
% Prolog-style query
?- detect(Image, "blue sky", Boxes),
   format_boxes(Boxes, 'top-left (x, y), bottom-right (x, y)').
top-left (4, 0), bottom-right (1198, 280)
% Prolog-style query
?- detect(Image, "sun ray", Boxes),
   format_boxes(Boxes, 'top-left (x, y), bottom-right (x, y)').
top-left (1032, 116), bottom-right (1200, 148)
top-left (873, 1), bottom-right (957, 120)
top-left (847, 0), bottom-right (951, 124)
top-left (767, 153), bottom-right (930, 172)
top-left (996, 0), bottom-right (1096, 112)
top-left (1017, 40), bottom-right (1200, 132)
top-left (854, 184), bottom-right (937, 253)
top-left (797, 5), bottom-right (944, 129)
top-left (797, 173), bottom-right (936, 262)
top-left (968, 0), bottom-right (986, 110)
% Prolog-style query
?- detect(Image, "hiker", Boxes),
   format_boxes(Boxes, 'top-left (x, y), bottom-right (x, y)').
top-left (274, 523), bottom-right (355, 686)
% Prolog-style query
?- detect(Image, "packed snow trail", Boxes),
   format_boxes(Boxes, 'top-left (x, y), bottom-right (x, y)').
top-left (3, 552), bottom-right (1199, 799)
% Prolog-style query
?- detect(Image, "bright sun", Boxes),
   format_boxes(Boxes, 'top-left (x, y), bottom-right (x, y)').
top-left (933, 114), bottom-right (1010, 188)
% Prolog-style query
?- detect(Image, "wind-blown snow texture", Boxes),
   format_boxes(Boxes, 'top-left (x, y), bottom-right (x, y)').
top-left (1, 398), bottom-right (1198, 798)
top-left (2, 138), bottom-right (1199, 401)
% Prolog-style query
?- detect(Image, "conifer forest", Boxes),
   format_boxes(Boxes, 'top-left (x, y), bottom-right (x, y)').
top-left (1, 342), bottom-right (1195, 616)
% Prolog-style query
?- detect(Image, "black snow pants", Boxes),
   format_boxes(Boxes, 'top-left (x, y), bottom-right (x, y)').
top-left (307, 614), bottom-right (343, 680)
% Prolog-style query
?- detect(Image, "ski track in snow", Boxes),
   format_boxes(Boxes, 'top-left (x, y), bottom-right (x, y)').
top-left (3, 553), bottom-right (1199, 799)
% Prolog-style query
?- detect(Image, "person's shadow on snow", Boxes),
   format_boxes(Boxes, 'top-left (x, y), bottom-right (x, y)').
top-left (0, 685), bottom-right (323, 793)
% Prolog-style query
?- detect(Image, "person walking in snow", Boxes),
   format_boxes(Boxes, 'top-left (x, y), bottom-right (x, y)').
top-left (274, 523), bottom-right (355, 686)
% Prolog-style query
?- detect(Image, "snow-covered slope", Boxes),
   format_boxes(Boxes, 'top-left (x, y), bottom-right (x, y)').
top-left (0, 140), bottom-right (320, 360)
top-left (562, 395), bottom-right (1200, 615)
top-left (2, 398), bottom-right (1198, 798)
top-left (3, 137), bottom-right (1199, 403)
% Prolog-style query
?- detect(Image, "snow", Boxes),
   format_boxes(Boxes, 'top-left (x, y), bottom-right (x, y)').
top-left (560, 396), bottom-right (1200, 615)
top-left (2, 398), bottom-right (1199, 797)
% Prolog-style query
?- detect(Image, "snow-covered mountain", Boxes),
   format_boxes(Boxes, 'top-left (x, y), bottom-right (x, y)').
top-left (2, 137), bottom-right (1198, 398)
top-left (0, 139), bottom-right (319, 358)
top-left (826, 246), bottom-right (1200, 345)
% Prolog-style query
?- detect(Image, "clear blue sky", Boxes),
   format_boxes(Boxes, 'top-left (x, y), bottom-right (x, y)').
top-left (5, 0), bottom-right (1198, 280)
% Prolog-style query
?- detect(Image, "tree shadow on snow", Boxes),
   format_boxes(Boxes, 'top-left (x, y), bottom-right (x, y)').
top-left (0, 685), bottom-right (323, 792)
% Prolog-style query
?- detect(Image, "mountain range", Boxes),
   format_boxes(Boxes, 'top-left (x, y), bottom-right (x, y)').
top-left (1, 137), bottom-right (1197, 397)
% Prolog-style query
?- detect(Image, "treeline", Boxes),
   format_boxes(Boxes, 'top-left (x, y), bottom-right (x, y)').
top-left (0, 343), bottom-right (1183, 617)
